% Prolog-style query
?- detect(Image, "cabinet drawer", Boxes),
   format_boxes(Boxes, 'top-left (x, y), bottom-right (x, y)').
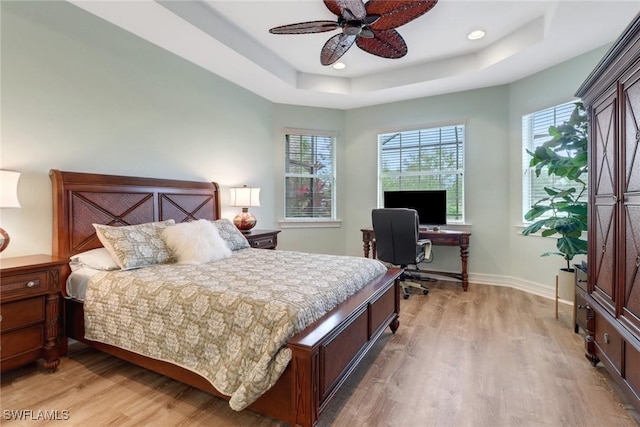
top-left (626, 343), bottom-right (640, 396)
top-left (250, 236), bottom-right (276, 249)
top-left (575, 267), bottom-right (587, 292)
top-left (1, 324), bottom-right (44, 360)
top-left (0, 297), bottom-right (45, 332)
top-left (575, 288), bottom-right (588, 332)
top-left (1, 271), bottom-right (47, 298)
top-left (594, 312), bottom-right (623, 374)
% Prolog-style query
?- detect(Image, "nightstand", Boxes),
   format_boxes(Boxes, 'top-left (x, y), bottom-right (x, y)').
top-left (1, 255), bottom-right (66, 372)
top-left (244, 229), bottom-right (281, 249)
top-left (574, 265), bottom-right (588, 334)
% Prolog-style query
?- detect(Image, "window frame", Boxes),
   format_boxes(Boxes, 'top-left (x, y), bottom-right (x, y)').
top-left (283, 128), bottom-right (337, 222)
top-left (521, 100), bottom-right (583, 224)
top-left (377, 123), bottom-right (466, 224)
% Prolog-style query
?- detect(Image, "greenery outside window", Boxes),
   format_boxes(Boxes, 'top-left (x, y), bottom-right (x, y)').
top-left (522, 101), bottom-right (586, 222)
top-left (378, 125), bottom-right (465, 222)
top-left (285, 130), bottom-right (336, 220)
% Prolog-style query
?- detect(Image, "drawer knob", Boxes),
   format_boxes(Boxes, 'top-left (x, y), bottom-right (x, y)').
top-left (27, 281), bottom-right (36, 288)
top-left (577, 304), bottom-right (590, 310)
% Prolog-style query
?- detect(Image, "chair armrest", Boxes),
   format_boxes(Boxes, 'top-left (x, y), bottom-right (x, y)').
top-left (417, 239), bottom-right (433, 262)
top-left (417, 239), bottom-right (431, 247)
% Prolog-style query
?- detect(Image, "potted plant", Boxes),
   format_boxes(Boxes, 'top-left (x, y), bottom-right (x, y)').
top-left (522, 102), bottom-right (588, 274)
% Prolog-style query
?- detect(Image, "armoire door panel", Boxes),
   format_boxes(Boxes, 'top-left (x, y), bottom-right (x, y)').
top-left (592, 96), bottom-right (617, 197)
top-left (623, 66), bottom-right (640, 193)
top-left (620, 63), bottom-right (640, 331)
top-left (621, 201), bottom-right (640, 331)
top-left (593, 201), bottom-right (616, 312)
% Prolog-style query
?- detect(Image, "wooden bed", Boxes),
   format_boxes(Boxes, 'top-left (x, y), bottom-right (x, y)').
top-left (50, 169), bottom-right (402, 427)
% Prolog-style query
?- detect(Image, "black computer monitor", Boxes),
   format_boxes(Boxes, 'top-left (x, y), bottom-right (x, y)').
top-left (383, 190), bottom-right (447, 226)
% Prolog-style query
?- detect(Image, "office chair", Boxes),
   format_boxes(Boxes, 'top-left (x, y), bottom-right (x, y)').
top-left (371, 208), bottom-right (433, 299)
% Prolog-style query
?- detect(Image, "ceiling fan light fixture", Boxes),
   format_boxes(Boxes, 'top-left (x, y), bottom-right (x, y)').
top-left (467, 30), bottom-right (485, 40)
top-left (268, 0), bottom-right (439, 65)
top-left (333, 62), bottom-right (346, 70)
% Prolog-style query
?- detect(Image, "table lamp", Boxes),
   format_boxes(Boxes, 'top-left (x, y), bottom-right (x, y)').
top-left (0, 170), bottom-right (21, 252)
top-left (229, 185), bottom-right (260, 233)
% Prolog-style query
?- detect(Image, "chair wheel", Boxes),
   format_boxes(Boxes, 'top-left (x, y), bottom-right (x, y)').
top-left (423, 289), bottom-right (429, 295)
top-left (403, 293), bottom-right (410, 300)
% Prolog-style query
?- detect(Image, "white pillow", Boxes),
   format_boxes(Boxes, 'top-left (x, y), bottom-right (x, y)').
top-left (70, 248), bottom-right (120, 271)
top-left (162, 219), bottom-right (232, 264)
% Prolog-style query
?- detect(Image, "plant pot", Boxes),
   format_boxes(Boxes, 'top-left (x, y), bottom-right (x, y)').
top-left (557, 268), bottom-right (575, 302)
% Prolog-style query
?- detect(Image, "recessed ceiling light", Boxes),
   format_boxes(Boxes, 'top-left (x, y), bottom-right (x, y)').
top-left (467, 30), bottom-right (485, 40)
top-left (333, 62), bottom-right (346, 70)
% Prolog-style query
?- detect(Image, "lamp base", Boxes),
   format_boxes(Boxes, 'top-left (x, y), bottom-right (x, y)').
top-left (0, 227), bottom-right (10, 252)
top-left (233, 208), bottom-right (256, 233)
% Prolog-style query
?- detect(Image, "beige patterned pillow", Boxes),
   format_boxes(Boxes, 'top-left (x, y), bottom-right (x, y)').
top-left (212, 218), bottom-right (250, 250)
top-left (93, 220), bottom-right (175, 270)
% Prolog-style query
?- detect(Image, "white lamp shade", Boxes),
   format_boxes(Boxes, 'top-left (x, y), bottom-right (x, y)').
top-left (0, 170), bottom-right (21, 208)
top-left (229, 186), bottom-right (260, 207)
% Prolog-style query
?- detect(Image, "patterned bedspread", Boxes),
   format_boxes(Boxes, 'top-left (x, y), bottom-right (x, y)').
top-left (83, 249), bottom-right (387, 410)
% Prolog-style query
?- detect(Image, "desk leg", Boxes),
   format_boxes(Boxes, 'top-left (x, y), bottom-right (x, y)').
top-left (460, 237), bottom-right (470, 291)
top-left (363, 238), bottom-right (371, 258)
top-left (362, 230), bottom-right (375, 258)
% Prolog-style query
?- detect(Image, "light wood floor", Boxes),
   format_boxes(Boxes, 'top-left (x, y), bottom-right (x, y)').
top-left (2, 281), bottom-right (639, 427)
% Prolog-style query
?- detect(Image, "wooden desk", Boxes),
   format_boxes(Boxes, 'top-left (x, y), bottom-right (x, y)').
top-left (361, 228), bottom-right (471, 291)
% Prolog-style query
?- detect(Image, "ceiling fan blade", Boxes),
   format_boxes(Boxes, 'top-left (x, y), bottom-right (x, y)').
top-left (269, 21), bottom-right (339, 34)
top-left (324, 0), bottom-right (366, 20)
top-left (365, 0), bottom-right (438, 31)
top-left (321, 33), bottom-right (357, 65)
top-left (356, 29), bottom-right (407, 59)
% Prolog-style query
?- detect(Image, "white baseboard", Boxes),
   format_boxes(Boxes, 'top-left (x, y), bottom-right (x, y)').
top-left (423, 269), bottom-right (574, 306)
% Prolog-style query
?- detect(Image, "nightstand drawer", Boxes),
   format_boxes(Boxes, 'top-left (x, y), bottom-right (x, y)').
top-left (1, 271), bottom-right (47, 298)
top-left (250, 236), bottom-right (276, 249)
top-left (575, 287), bottom-right (588, 332)
top-left (1, 297), bottom-right (45, 332)
top-left (575, 267), bottom-right (587, 292)
top-left (1, 324), bottom-right (44, 359)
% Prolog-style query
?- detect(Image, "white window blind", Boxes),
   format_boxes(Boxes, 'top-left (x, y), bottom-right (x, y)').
top-left (378, 125), bottom-right (465, 222)
top-left (285, 132), bottom-right (336, 219)
top-left (522, 101), bottom-right (584, 221)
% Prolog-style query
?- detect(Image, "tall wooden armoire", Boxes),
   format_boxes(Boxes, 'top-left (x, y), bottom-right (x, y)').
top-left (576, 13), bottom-right (640, 410)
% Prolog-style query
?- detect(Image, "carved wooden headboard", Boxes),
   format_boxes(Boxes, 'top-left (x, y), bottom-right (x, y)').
top-left (50, 169), bottom-right (220, 263)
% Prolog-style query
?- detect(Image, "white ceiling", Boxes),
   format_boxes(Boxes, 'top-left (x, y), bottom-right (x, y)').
top-left (68, 0), bottom-right (640, 110)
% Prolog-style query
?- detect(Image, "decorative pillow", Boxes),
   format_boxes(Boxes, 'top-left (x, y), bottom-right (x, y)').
top-left (162, 219), bottom-right (232, 264)
top-left (70, 247), bottom-right (120, 271)
top-left (93, 220), bottom-right (175, 270)
top-left (212, 218), bottom-right (250, 251)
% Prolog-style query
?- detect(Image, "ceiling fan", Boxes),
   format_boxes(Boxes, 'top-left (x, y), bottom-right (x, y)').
top-left (269, 0), bottom-right (438, 66)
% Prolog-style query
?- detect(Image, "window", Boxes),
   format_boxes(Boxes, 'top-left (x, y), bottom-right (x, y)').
top-left (284, 130), bottom-right (336, 219)
top-left (378, 125), bottom-right (465, 222)
top-left (522, 101), bottom-right (584, 221)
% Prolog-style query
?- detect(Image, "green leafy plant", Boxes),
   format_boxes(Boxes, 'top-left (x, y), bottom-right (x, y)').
top-left (522, 102), bottom-right (588, 270)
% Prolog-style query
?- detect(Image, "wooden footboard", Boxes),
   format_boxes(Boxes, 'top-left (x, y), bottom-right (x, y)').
top-left (65, 268), bottom-right (401, 426)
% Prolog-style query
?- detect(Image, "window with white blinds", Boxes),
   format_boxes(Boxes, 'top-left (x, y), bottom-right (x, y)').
top-left (284, 131), bottom-right (335, 219)
top-left (522, 101), bottom-right (584, 221)
top-left (378, 125), bottom-right (465, 222)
